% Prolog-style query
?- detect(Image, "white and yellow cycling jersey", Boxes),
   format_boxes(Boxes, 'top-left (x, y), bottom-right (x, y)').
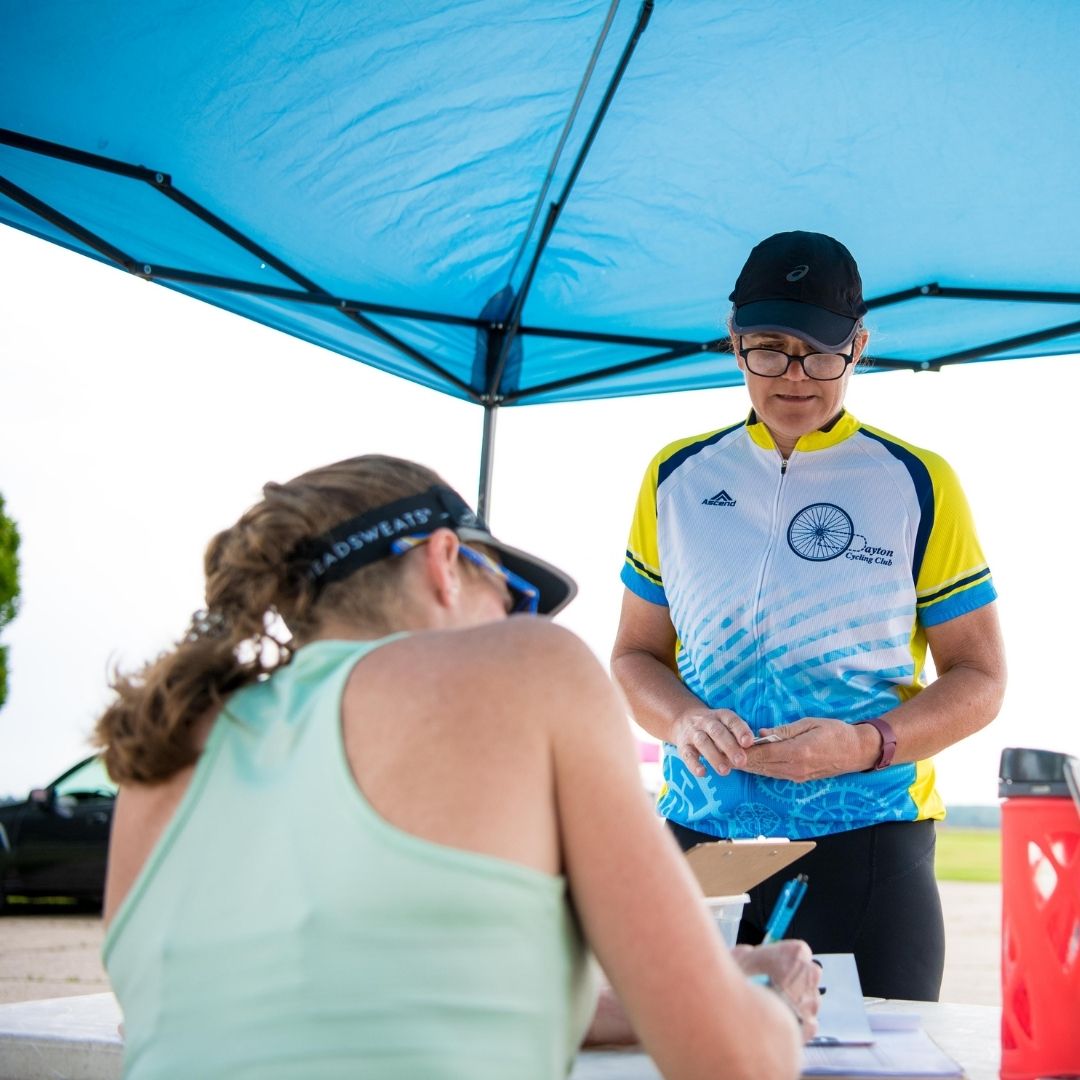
top-left (622, 410), bottom-right (997, 839)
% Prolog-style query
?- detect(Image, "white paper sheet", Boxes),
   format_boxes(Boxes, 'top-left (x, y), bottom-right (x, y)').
top-left (811, 953), bottom-right (874, 1046)
top-left (802, 1014), bottom-right (964, 1078)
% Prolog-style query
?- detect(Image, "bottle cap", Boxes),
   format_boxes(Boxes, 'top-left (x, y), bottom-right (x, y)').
top-left (999, 747), bottom-right (1079, 798)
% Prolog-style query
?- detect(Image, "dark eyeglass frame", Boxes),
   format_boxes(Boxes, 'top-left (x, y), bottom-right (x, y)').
top-left (736, 336), bottom-right (857, 382)
top-left (389, 532), bottom-right (540, 615)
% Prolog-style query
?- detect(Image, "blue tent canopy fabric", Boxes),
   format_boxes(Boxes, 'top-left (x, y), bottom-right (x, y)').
top-left (3, 1), bottom-right (1079, 413)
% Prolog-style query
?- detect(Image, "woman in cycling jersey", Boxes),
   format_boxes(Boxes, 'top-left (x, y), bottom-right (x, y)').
top-left (613, 231), bottom-right (1006, 1000)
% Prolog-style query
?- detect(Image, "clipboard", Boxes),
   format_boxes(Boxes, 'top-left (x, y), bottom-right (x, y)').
top-left (685, 838), bottom-right (816, 896)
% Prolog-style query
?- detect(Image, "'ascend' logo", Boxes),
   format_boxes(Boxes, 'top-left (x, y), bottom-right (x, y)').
top-left (702, 490), bottom-right (736, 507)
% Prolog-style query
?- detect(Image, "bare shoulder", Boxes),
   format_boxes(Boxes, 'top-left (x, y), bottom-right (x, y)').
top-left (468, 616), bottom-right (602, 669)
top-left (346, 619), bottom-right (618, 733)
top-left (374, 617), bottom-right (601, 680)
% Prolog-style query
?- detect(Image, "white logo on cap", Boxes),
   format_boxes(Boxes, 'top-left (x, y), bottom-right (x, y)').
top-left (786, 265), bottom-right (809, 282)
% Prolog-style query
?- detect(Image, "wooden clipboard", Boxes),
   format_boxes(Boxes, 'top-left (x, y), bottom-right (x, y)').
top-left (685, 838), bottom-right (816, 896)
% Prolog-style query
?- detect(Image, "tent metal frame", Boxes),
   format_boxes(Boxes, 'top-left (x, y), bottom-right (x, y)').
top-left (2, 0), bottom-right (1079, 515)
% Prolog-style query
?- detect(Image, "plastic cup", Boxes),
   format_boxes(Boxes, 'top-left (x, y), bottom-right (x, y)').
top-left (704, 893), bottom-right (750, 948)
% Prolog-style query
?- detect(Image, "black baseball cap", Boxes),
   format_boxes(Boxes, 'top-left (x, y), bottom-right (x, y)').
top-left (293, 484), bottom-right (577, 615)
top-left (729, 231), bottom-right (868, 352)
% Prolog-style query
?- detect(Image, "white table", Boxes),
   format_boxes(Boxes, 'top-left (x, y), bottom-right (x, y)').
top-left (0, 994), bottom-right (121, 1080)
top-left (0, 993), bottom-right (999, 1080)
top-left (569, 1000), bottom-right (1000, 1080)
top-left (865, 1000), bottom-right (999, 1080)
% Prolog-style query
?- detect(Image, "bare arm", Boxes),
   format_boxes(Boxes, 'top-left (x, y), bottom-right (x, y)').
top-left (745, 603), bottom-right (1007, 781)
top-left (550, 625), bottom-right (802, 1080)
top-left (610, 588), bottom-right (755, 777)
top-left (103, 762), bottom-right (201, 927)
top-left (584, 941), bottom-right (821, 1046)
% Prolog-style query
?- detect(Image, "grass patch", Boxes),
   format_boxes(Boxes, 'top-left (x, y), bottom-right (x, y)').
top-left (935, 827), bottom-right (1000, 883)
top-left (4, 895), bottom-right (79, 906)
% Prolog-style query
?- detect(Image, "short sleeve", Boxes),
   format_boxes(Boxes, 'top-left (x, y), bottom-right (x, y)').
top-left (915, 456), bottom-right (997, 627)
top-left (620, 452), bottom-right (667, 606)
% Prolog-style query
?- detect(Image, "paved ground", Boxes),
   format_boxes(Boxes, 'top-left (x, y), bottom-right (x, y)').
top-left (938, 881), bottom-right (1000, 1006)
top-left (0, 911), bottom-right (110, 1004)
top-left (0, 881), bottom-right (1001, 1007)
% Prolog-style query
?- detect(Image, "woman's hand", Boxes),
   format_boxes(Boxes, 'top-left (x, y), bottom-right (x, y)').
top-left (732, 941), bottom-right (822, 1042)
top-left (672, 707), bottom-right (756, 777)
top-left (582, 941), bottom-right (823, 1048)
top-left (582, 982), bottom-right (638, 1046)
top-left (740, 717), bottom-right (879, 781)
top-left (674, 710), bottom-right (880, 782)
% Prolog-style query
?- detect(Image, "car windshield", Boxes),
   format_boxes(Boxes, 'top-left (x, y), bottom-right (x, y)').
top-left (53, 757), bottom-right (117, 799)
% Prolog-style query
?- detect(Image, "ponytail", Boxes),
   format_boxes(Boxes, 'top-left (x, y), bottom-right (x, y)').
top-left (94, 454), bottom-right (443, 784)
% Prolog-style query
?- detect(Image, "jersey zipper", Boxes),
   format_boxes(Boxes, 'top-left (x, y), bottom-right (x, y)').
top-left (748, 453), bottom-right (791, 728)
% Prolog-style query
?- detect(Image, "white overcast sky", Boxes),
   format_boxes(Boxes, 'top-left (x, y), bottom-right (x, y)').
top-left (1, 224), bottom-right (1076, 804)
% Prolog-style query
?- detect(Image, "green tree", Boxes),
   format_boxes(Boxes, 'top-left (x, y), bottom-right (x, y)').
top-left (0, 493), bottom-right (20, 710)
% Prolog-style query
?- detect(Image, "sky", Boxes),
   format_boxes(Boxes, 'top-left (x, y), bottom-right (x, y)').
top-left (1, 224), bottom-right (1077, 805)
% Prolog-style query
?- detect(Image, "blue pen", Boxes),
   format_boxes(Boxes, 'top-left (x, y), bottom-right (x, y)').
top-left (762, 873), bottom-right (808, 944)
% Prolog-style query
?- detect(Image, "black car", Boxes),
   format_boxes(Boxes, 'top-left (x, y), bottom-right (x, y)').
top-left (0, 755), bottom-right (116, 911)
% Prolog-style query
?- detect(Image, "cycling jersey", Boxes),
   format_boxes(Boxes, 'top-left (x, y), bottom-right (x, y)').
top-left (621, 410), bottom-right (997, 839)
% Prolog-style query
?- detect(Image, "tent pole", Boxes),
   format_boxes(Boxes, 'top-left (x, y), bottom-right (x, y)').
top-left (477, 403), bottom-right (498, 522)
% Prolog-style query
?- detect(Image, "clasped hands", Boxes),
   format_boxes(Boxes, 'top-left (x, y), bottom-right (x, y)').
top-left (673, 708), bottom-right (870, 782)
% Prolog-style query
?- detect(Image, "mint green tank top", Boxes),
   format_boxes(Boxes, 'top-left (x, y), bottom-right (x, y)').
top-left (104, 637), bottom-right (597, 1079)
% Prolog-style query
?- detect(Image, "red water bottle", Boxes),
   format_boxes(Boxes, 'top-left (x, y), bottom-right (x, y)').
top-left (999, 748), bottom-right (1080, 1079)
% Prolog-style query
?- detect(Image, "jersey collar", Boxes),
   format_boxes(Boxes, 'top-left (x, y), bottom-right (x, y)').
top-left (745, 409), bottom-right (860, 453)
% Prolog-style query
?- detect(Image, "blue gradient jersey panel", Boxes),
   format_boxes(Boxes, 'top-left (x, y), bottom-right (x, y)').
top-left (620, 411), bottom-right (997, 840)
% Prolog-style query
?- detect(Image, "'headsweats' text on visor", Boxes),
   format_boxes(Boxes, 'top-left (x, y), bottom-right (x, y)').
top-left (289, 485), bottom-right (577, 615)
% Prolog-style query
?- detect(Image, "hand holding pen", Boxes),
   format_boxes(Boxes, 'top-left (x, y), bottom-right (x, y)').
top-left (737, 938), bottom-right (822, 1042)
top-left (762, 873), bottom-right (809, 944)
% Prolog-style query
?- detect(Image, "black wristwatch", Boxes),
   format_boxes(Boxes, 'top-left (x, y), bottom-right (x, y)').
top-left (858, 716), bottom-right (897, 771)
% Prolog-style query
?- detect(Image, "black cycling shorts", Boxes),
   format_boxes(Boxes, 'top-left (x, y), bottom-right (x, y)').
top-left (667, 817), bottom-right (945, 1001)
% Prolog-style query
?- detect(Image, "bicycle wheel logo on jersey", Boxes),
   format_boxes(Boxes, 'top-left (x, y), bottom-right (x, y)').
top-left (787, 503), bottom-right (854, 561)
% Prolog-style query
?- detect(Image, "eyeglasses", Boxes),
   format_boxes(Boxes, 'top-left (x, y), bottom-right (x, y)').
top-left (737, 336), bottom-right (856, 381)
top-left (390, 533), bottom-right (540, 615)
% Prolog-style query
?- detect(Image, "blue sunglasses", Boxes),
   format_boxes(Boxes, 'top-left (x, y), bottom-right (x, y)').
top-left (390, 533), bottom-right (540, 615)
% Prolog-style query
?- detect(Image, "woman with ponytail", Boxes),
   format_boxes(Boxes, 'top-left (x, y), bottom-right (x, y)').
top-left (97, 454), bottom-right (816, 1080)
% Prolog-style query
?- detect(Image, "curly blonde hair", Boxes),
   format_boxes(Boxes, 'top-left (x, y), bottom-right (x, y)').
top-left (95, 455), bottom-right (444, 784)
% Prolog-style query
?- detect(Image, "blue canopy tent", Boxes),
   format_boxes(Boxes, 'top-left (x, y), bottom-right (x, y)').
top-left (3, 1), bottom-right (1079, 514)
